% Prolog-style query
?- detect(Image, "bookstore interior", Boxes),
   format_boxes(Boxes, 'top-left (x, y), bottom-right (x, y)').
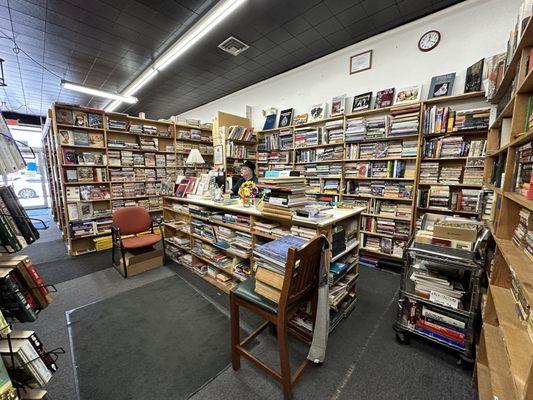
top-left (0, 0), bottom-right (532, 399)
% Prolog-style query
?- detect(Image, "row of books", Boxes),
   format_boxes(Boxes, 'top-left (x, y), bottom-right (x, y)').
top-left (65, 185), bottom-right (110, 202)
top-left (111, 197), bottom-right (162, 211)
top-left (176, 129), bottom-right (212, 142)
top-left (305, 178), bottom-right (340, 194)
top-left (64, 167), bottom-right (107, 183)
top-left (70, 217), bottom-right (112, 237)
top-left (410, 264), bottom-right (465, 310)
top-left (361, 235), bottom-right (404, 257)
top-left (349, 198), bottom-right (412, 220)
top-left (417, 188), bottom-right (483, 212)
top-left (389, 104), bottom-right (420, 136)
top-left (420, 162), bottom-right (483, 185)
top-left (422, 137), bottom-right (486, 158)
top-left (293, 126), bottom-right (344, 147)
top-left (226, 126), bottom-right (255, 142)
top-left (59, 130), bottom-right (104, 147)
top-left (111, 182), bottom-right (160, 198)
top-left (258, 130), bottom-right (293, 151)
top-left (175, 142), bottom-right (214, 155)
top-left (0, 187), bottom-right (39, 253)
top-left (299, 163), bottom-right (342, 177)
top-left (402, 299), bottom-right (467, 348)
top-left (512, 207), bottom-right (531, 248)
top-left (56, 107), bottom-right (103, 128)
top-left (108, 150), bottom-right (175, 167)
top-left (361, 216), bottom-right (410, 240)
top-left (345, 181), bottom-right (413, 199)
top-left (257, 151), bottom-right (292, 164)
top-left (66, 202), bottom-right (110, 221)
top-left (345, 160), bottom-right (416, 179)
top-left (422, 106), bottom-right (490, 134)
top-left (345, 139), bottom-right (417, 159)
top-left (345, 116), bottom-right (389, 142)
top-left (225, 142), bottom-right (257, 159)
top-left (512, 141), bottom-right (533, 199)
top-left (295, 146), bottom-right (343, 163)
top-left (61, 148), bottom-right (105, 166)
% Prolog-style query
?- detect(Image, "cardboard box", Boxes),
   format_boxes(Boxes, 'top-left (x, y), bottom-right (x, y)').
top-left (116, 246), bottom-right (163, 277)
top-left (433, 224), bottom-right (478, 242)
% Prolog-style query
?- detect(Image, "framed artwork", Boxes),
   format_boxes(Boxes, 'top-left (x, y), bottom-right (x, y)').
top-left (428, 73), bottom-right (455, 98)
top-left (352, 92), bottom-right (372, 112)
top-left (349, 50), bottom-right (372, 74)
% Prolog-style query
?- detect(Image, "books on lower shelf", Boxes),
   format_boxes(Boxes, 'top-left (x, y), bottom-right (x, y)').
top-left (344, 160), bottom-right (415, 179)
top-left (512, 140), bottom-right (533, 199)
top-left (295, 146), bottom-right (343, 163)
top-left (253, 235), bottom-right (309, 303)
top-left (227, 126), bottom-right (255, 141)
top-left (422, 137), bottom-right (486, 158)
top-left (512, 207), bottom-right (533, 249)
top-left (345, 181), bottom-right (413, 199)
top-left (417, 187), bottom-right (483, 213)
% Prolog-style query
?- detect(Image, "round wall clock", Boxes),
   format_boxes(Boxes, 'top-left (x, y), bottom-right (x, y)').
top-left (418, 30), bottom-right (441, 52)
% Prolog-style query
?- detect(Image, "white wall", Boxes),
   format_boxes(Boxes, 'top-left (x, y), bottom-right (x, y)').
top-left (180, 0), bottom-right (521, 129)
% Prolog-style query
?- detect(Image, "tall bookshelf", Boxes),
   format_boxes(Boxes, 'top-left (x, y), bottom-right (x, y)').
top-left (415, 92), bottom-right (489, 221)
top-left (44, 102), bottom-right (213, 256)
top-left (475, 16), bottom-right (533, 400)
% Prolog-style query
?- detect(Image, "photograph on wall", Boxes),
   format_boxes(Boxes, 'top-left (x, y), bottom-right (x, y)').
top-left (394, 85), bottom-right (422, 105)
top-left (352, 92), bottom-right (372, 112)
top-left (428, 73), bottom-right (455, 98)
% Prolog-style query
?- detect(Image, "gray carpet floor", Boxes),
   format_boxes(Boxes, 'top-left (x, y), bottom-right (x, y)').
top-left (16, 220), bottom-right (477, 400)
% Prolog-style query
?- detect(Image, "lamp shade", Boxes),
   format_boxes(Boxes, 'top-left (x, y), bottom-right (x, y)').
top-left (186, 148), bottom-right (205, 165)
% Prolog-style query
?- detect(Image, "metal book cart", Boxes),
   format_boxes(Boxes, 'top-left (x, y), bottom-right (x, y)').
top-left (393, 217), bottom-right (489, 364)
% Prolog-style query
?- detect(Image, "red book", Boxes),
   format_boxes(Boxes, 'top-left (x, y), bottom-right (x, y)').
top-left (25, 262), bottom-right (52, 305)
top-left (417, 319), bottom-right (465, 342)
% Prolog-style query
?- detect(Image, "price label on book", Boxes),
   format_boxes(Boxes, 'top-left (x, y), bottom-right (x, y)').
top-left (429, 291), bottom-right (459, 309)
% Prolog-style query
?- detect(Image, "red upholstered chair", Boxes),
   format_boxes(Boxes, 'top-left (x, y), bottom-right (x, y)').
top-left (111, 207), bottom-right (165, 277)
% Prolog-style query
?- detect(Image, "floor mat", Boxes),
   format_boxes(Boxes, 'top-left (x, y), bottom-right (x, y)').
top-left (67, 275), bottom-right (248, 400)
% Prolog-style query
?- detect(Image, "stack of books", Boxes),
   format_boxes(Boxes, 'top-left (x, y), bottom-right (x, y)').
top-left (279, 130), bottom-right (293, 149)
top-left (389, 104), bottom-right (420, 136)
top-left (294, 127), bottom-right (319, 147)
top-left (410, 265), bottom-right (465, 310)
top-left (419, 162), bottom-right (439, 183)
top-left (428, 187), bottom-right (451, 209)
top-left (463, 158), bottom-right (484, 186)
top-left (345, 117), bottom-right (366, 142)
top-left (253, 235), bottom-right (309, 303)
top-left (459, 189), bottom-right (483, 212)
top-left (365, 116), bottom-right (388, 139)
top-left (439, 165), bottom-right (463, 184)
top-left (260, 176), bottom-right (308, 218)
top-left (513, 141), bottom-right (533, 199)
top-left (401, 139), bottom-right (418, 157)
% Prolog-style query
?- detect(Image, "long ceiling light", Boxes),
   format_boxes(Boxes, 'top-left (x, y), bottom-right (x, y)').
top-left (104, 0), bottom-right (246, 113)
top-left (61, 80), bottom-right (138, 104)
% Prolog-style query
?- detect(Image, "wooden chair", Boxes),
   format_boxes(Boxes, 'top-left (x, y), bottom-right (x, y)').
top-left (230, 235), bottom-right (326, 400)
top-left (111, 206), bottom-right (166, 278)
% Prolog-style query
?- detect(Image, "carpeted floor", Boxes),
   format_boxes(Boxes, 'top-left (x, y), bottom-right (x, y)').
top-left (18, 224), bottom-right (476, 400)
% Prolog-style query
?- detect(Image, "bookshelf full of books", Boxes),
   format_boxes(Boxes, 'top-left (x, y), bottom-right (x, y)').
top-left (474, 8), bottom-right (533, 400)
top-left (43, 102), bottom-right (213, 256)
top-left (162, 180), bottom-right (365, 331)
top-left (343, 103), bottom-right (421, 270)
top-left (416, 93), bottom-right (490, 222)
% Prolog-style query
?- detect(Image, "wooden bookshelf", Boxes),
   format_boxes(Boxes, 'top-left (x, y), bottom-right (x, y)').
top-left (162, 196), bottom-right (364, 330)
top-left (476, 16), bottom-right (533, 400)
top-left (43, 102), bottom-right (213, 255)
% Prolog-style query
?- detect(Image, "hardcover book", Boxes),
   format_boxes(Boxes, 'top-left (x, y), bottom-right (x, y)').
top-left (331, 95), bottom-right (346, 116)
top-left (73, 131), bottom-right (89, 146)
top-left (375, 88), bottom-right (395, 108)
top-left (88, 133), bottom-right (104, 147)
top-left (394, 85), bottom-right (421, 105)
top-left (293, 113), bottom-right (308, 125)
top-left (352, 92), bottom-right (372, 112)
top-left (428, 73), bottom-right (455, 98)
top-left (278, 108), bottom-right (294, 128)
top-left (56, 108), bottom-right (73, 125)
top-left (65, 169), bottom-right (77, 182)
top-left (59, 129), bottom-right (74, 145)
top-left (263, 114), bottom-right (276, 130)
top-left (309, 103), bottom-right (326, 122)
top-left (73, 111), bottom-right (88, 127)
top-left (62, 148), bottom-right (77, 165)
top-left (464, 59), bottom-right (484, 93)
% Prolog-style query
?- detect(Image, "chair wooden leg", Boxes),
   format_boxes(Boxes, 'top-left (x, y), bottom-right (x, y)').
top-left (311, 291), bottom-right (319, 330)
top-left (230, 293), bottom-right (241, 371)
top-left (277, 320), bottom-right (293, 400)
top-left (121, 247), bottom-right (128, 278)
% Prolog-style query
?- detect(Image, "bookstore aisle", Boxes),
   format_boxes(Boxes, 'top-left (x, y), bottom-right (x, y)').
top-left (17, 224), bottom-right (472, 399)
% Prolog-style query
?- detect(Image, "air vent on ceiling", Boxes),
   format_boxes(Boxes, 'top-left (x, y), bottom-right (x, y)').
top-left (218, 36), bottom-right (249, 56)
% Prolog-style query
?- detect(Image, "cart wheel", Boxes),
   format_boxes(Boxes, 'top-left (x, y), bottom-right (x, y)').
top-left (457, 354), bottom-right (475, 368)
top-left (395, 332), bottom-right (410, 345)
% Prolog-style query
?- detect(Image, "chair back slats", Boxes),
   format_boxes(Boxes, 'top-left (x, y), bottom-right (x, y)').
top-left (278, 236), bottom-right (325, 309)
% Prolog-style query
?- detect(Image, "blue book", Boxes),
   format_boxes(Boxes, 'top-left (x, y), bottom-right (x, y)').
top-left (330, 262), bottom-right (347, 275)
top-left (255, 235), bottom-right (308, 266)
top-left (263, 114), bottom-right (276, 130)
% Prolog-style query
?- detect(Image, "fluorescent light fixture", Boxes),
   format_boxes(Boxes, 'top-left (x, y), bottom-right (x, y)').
top-left (61, 80), bottom-right (138, 104)
top-left (104, 0), bottom-right (246, 112)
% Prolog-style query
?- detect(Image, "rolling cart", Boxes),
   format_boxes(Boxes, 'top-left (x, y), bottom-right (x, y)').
top-left (393, 219), bottom-right (489, 364)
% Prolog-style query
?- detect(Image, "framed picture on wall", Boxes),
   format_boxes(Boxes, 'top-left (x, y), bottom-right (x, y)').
top-left (349, 50), bottom-right (372, 74)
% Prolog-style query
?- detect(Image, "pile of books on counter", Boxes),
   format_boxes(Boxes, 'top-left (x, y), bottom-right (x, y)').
top-left (253, 235), bottom-right (309, 302)
top-left (260, 176), bottom-right (308, 218)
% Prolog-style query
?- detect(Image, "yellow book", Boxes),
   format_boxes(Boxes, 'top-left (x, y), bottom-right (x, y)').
top-left (255, 267), bottom-right (285, 291)
top-left (255, 281), bottom-right (281, 303)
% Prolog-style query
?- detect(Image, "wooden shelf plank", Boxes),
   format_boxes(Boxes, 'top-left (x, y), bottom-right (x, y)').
top-left (482, 324), bottom-right (518, 400)
top-left (490, 285), bottom-right (532, 396)
top-left (359, 247), bottom-right (402, 260)
top-left (495, 238), bottom-right (533, 306)
top-left (423, 91), bottom-right (485, 105)
top-left (505, 192), bottom-right (533, 211)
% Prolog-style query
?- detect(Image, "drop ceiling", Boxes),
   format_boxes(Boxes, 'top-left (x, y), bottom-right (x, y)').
top-left (0, 0), bottom-right (463, 119)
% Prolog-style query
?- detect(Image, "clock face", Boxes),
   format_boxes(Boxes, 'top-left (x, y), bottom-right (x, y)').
top-left (419, 30), bottom-right (441, 52)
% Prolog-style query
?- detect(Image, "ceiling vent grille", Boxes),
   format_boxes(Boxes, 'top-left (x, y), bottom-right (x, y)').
top-left (218, 36), bottom-right (249, 56)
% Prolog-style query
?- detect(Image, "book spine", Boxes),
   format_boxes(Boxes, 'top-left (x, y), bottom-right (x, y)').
top-left (418, 319), bottom-right (465, 341)
top-left (24, 261), bottom-right (52, 306)
top-left (0, 275), bottom-right (37, 322)
top-left (414, 324), bottom-right (465, 348)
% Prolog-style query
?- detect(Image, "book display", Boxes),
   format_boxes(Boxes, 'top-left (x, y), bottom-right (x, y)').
top-left (43, 102), bottom-right (213, 255)
top-left (162, 195), bottom-right (364, 330)
top-left (475, 10), bottom-right (533, 400)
